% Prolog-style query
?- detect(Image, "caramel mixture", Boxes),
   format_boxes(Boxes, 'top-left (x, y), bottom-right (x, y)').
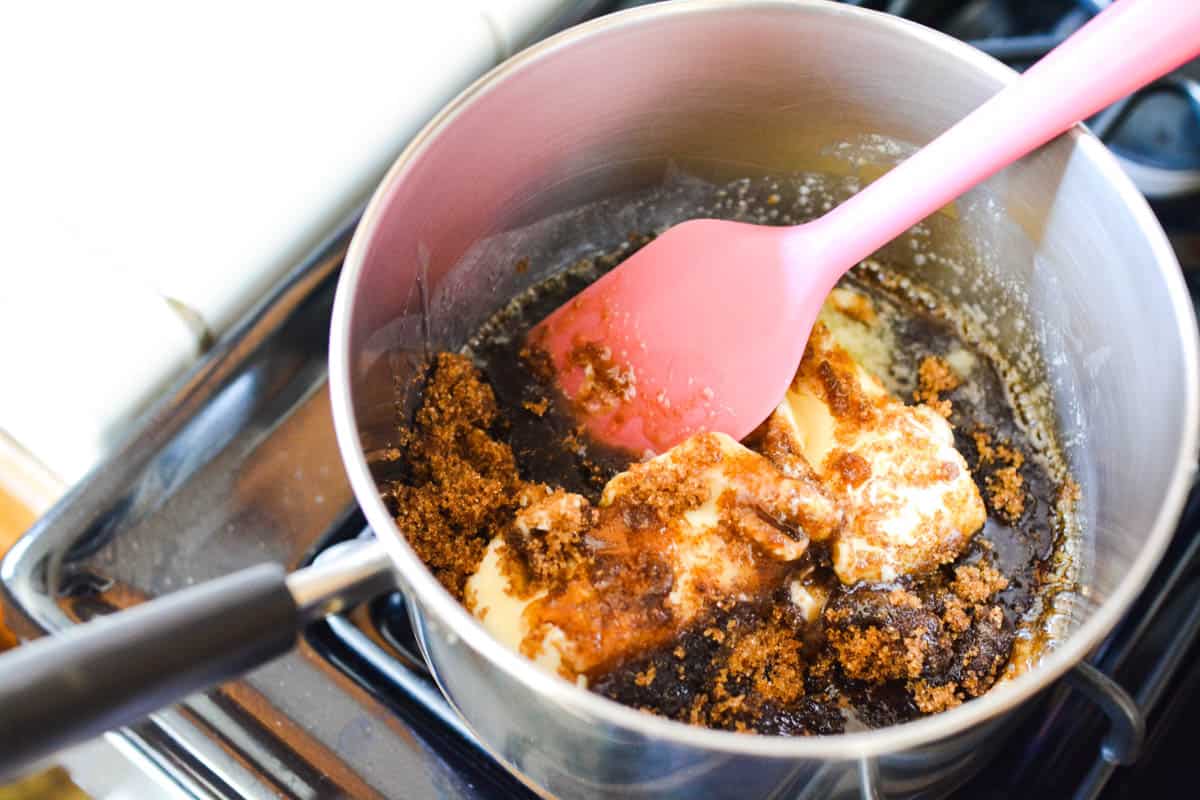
top-left (381, 262), bottom-right (1069, 736)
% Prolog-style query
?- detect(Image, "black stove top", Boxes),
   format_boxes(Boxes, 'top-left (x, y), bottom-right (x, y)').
top-left (4, 2), bottom-right (1200, 799)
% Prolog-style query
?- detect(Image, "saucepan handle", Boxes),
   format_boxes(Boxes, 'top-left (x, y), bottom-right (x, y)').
top-left (0, 537), bottom-right (393, 780)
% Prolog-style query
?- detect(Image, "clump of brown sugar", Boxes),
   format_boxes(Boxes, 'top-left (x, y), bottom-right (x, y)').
top-left (995, 443), bottom-right (1024, 468)
top-left (972, 428), bottom-right (1028, 523)
top-left (971, 429), bottom-right (997, 463)
top-left (909, 680), bottom-right (962, 713)
top-left (986, 467), bottom-right (1025, 522)
top-left (634, 665), bottom-right (657, 687)
top-left (824, 587), bottom-right (939, 683)
top-left (383, 353), bottom-right (526, 598)
top-left (828, 624), bottom-right (926, 682)
top-left (684, 607), bottom-right (808, 731)
top-left (941, 598), bottom-right (971, 634)
top-left (973, 428), bottom-right (1023, 470)
top-left (518, 342), bottom-right (555, 384)
top-left (601, 433), bottom-right (717, 527)
top-left (722, 612), bottom-right (807, 706)
top-left (951, 563), bottom-right (1009, 604)
top-left (819, 563), bottom-right (1013, 713)
top-left (914, 355), bottom-right (961, 418)
top-left (592, 601), bottom-right (830, 734)
top-left (522, 396), bottom-right (549, 417)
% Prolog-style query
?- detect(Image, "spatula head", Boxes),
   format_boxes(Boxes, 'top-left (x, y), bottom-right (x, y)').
top-left (528, 218), bottom-right (827, 455)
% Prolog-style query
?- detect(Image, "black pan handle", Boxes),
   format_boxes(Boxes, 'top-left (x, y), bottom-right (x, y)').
top-left (0, 563), bottom-right (297, 779)
top-left (0, 536), bottom-right (394, 780)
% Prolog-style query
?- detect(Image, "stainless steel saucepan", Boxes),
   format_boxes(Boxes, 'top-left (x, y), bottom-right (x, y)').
top-left (1, 3), bottom-right (1196, 798)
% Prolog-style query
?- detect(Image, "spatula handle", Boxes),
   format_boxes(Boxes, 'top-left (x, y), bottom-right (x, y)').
top-left (809, 0), bottom-right (1200, 270)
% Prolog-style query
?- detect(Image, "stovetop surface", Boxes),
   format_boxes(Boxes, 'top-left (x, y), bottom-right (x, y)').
top-left (5, 2), bottom-right (1200, 799)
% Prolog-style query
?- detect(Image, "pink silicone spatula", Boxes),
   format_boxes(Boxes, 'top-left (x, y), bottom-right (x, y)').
top-left (530, 0), bottom-right (1200, 455)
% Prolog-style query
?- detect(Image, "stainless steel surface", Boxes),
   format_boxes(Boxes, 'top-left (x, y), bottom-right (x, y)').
top-left (1, 219), bottom-right (503, 799)
top-left (329, 2), bottom-right (1200, 798)
top-left (286, 538), bottom-right (393, 622)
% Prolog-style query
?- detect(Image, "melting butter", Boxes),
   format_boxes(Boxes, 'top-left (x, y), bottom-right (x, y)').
top-left (761, 320), bottom-right (986, 584)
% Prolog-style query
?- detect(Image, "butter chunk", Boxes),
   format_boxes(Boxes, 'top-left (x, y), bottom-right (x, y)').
top-left (757, 322), bottom-right (985, 584)
top-left (465, 432), bottom-right (839, 679)
top-left (465, 538), bottom-right (563, 674)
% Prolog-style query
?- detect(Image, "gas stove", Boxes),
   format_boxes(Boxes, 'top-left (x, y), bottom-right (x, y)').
top-left (4, 2), bottom-right (1200, 798)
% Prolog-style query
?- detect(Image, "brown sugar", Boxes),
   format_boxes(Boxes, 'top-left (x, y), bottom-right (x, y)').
top-left (823, 586), bottom-right (944, 683)
top-left (522, 397), bottom-right (549, 417)
top-left (518, 342), bottom-right (556, 384)
top-left (929, 397), bottom-right (954, 418)
top-left (888, 588), bottom-right (922, 609)
top-left (972, 429), bottom-right (997, 464)
top-left (942, 598), bottom-right (971, 634)
top-left (567, 340), bottom-right (636, 415)
top-left (830, 450), bottom-right (871, 487)
top-left (951, 563), bottom-right (1009, 604)
top-left (385, 353), bottom-right (526, 598)
top-left (507, 487), bottom-right (593, 589)
top-left (827, 624), bottom-right (925, 682)
top-left (725, 620), bottom-right (806, 704)
top-left (817, 574), bottom-right (1015, 714)
top-left (691, 610), bottom-right (809, 729)
top-left (957, 603), bottom-right (1010, 697)
top-left (918, 355), bottom-right (961, 396)
top-left (909, 680), bottom-right (962, 713)
top-left (634, 665), bottom-right (656, 687)
top-left (914, 355), bottom-right (960, 416)
top-left (986, 466), bottom-right (1026, 523)
top-left (995, 443), bottom-right (1025, 469)
top-left (971, 429), bottom-right (1027, 522)
top-left (816, 359), bottom-right (873, 424)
